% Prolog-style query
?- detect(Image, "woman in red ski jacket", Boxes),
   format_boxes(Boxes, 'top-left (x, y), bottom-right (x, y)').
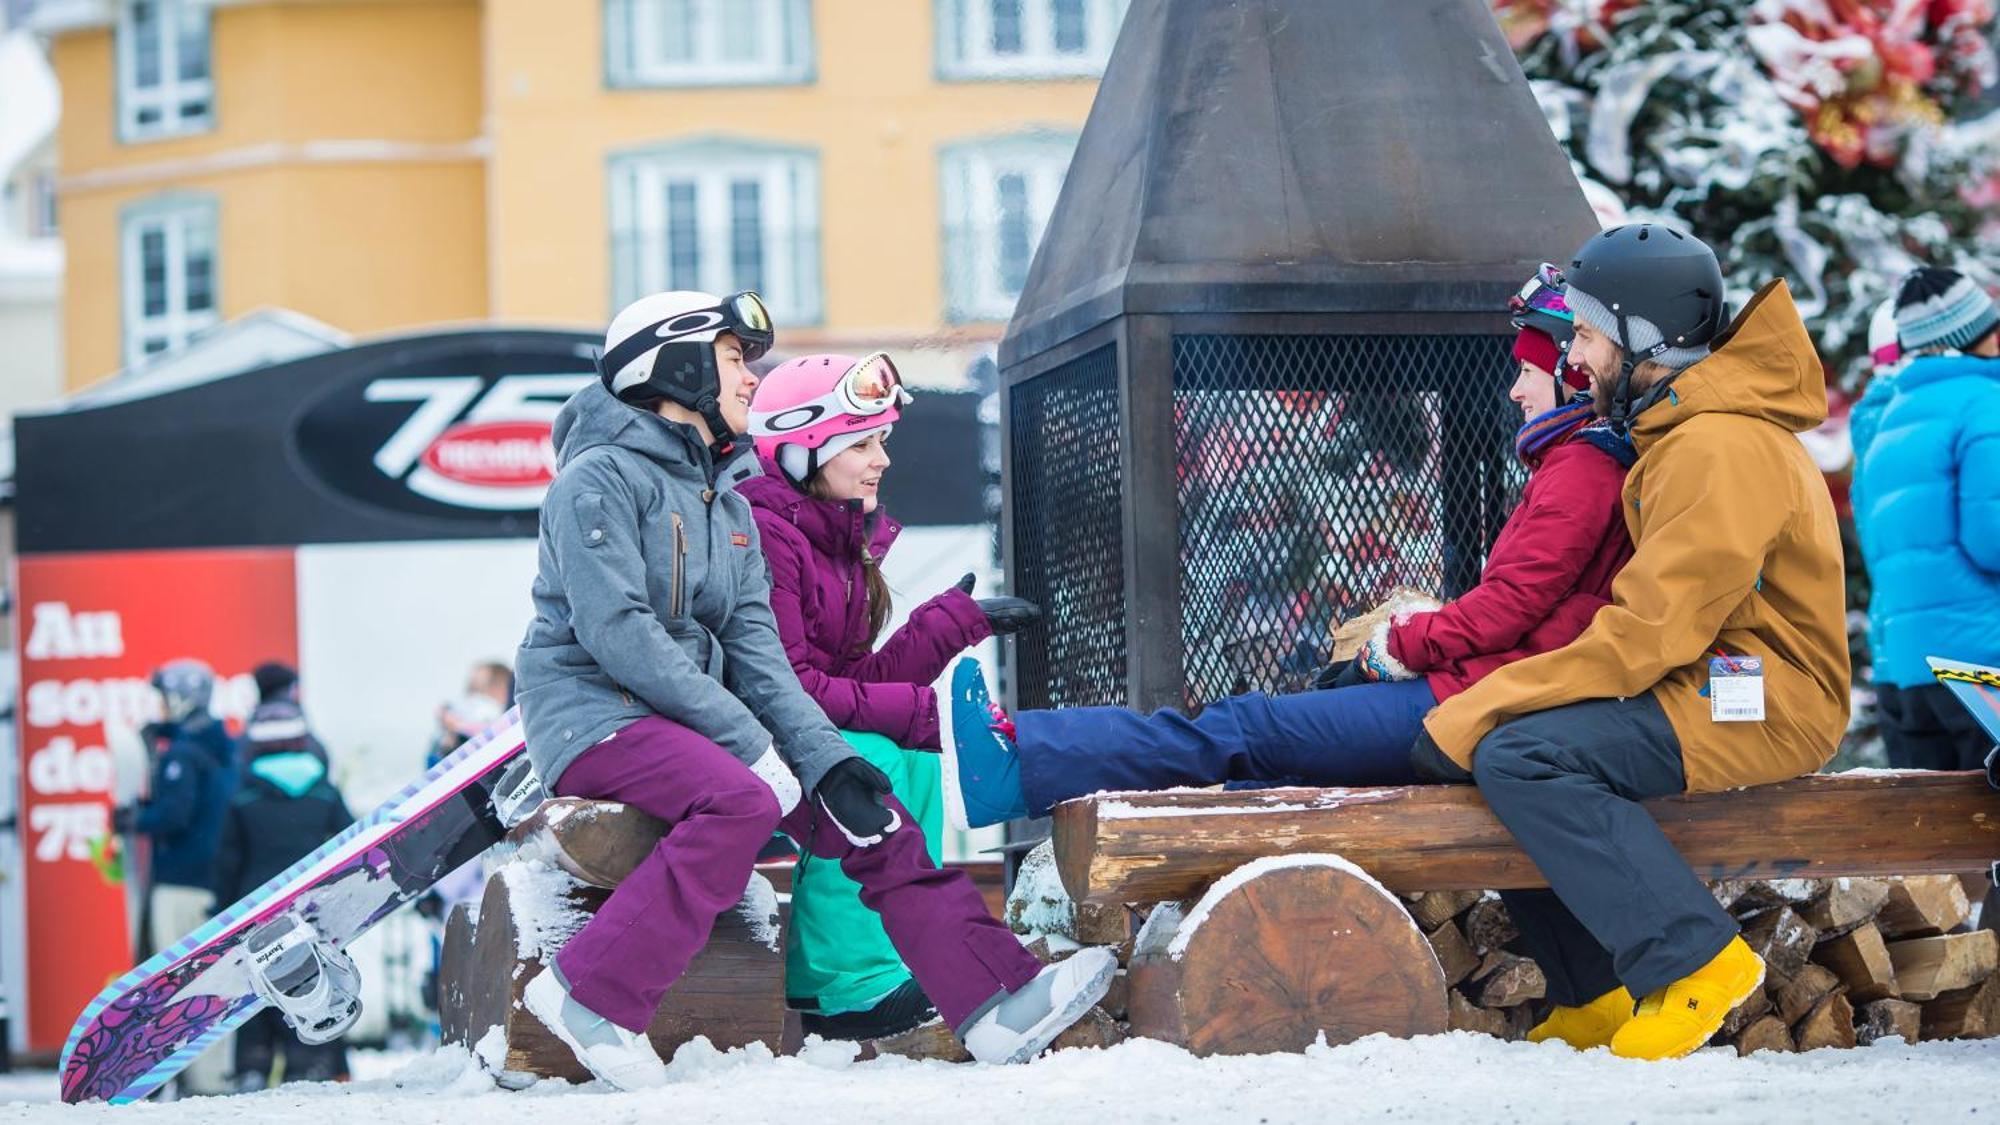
top-left (938, 272), bottom-right (1638, 829)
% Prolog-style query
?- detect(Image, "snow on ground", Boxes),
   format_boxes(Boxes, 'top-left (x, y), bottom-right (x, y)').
top-left (3, 1033), bottom-right (1998, 1124)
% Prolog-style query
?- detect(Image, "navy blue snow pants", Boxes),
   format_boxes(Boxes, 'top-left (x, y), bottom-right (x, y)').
top-left (1013, 679), bottom-right (1440, 818)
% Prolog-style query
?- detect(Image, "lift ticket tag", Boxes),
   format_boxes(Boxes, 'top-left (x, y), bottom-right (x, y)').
top-left (1710, 654), bottom-right (1765, 722)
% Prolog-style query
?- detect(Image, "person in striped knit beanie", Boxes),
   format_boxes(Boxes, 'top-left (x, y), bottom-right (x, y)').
top-left (1852, 266), bottom-right (2000, 774)
top-left (1892, 266), bottom-right (2000, 358)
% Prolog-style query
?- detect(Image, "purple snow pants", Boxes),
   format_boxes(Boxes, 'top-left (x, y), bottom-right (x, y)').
top-left (550, 715), bottom-right (1040, 1033)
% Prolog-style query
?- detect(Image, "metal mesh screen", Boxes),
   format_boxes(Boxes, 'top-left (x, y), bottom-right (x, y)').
top-left (1008, 344), bottom-right (1127, 709)
top-left (1174, 333), bottom-right (1522, 705)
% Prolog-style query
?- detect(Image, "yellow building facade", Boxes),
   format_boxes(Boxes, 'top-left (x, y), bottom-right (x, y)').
top-left (40, 0), bottom-right (1118, 390)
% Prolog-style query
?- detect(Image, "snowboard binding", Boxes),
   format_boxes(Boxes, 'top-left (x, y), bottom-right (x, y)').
top-left (491, 756), bottom-right (548, 829)
top-left (244, 913), bottom-right (363, 1044)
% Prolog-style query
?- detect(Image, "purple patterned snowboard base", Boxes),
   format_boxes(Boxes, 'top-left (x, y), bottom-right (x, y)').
top-left (60, 712), bottom-right (527, 1104)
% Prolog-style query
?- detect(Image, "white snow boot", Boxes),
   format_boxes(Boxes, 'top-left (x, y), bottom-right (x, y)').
top-left (962, 947), bottom-right (1117, 1064)
top-left (522, 968), bottom-right (667, 1090)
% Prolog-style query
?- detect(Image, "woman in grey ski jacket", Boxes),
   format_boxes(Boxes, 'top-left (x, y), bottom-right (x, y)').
top-left (512, 290), bottom-right (1112, 1090)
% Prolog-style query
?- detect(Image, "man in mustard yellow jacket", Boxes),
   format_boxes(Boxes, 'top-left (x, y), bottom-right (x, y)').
top-left (1415, 226), bottom-right (1850, 1060)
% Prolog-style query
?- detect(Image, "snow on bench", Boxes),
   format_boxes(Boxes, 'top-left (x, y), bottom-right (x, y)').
top-left (1052, 770), bottom-right (2000, 907)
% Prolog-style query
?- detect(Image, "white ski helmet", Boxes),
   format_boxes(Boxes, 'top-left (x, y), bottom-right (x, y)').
top-left (152, 658), bottom-right (215, 724)
top-left (1867, 296), bottom-right (1903, 377)
top-left (596, 289), bottom-right (774, 448)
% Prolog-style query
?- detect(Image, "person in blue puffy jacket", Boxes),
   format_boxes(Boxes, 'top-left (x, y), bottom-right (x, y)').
top-left (1852, 266), bottom-right (2000, 769)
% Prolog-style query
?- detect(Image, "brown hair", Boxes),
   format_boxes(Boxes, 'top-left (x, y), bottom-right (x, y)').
top-left (802, 476), bottom-right (894, 643)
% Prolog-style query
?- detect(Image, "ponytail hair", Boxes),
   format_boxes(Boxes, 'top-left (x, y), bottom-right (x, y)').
top-left (860, 555), bottom-right (893, 645)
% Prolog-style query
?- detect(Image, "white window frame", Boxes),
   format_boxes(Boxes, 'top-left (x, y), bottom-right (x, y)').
top-left (116, 0), bottom-right (215, 142)
top-left (604, 0), bottom-right (813, 88)
top-left (121, 195), bottom-right (219, 367)
top-left (940, 132), bottom-right (1076, 323)
top-left (936, 0), bottom-right (1127, 80)
top-left (608, 139), bottom-right (822, 326)
top-left (33, 170), bottom-right (59, 238)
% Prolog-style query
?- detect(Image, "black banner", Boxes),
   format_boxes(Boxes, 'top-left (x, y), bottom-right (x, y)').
top-left (16, 330), bottom-right (989, 552)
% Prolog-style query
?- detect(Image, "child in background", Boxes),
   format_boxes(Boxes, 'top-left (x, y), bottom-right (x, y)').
top-left (212, 700), bottom-right (356, 1089)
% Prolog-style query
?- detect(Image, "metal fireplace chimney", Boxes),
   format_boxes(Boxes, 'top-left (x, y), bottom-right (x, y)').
top-left (998, 0), bottom-right (1598, 715)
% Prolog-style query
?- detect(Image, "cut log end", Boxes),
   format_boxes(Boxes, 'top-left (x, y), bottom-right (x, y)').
top-left (1813, 922), bottom-right (1899, 1004)
top-left (1128, 856), bottom-right (1447, 1057)
top-left (1888, 931), bottom-right (2000, 1002)
top-left (1733, 1015), bottom-right (1795, 1056)
top-left (1796, 992), bottom-right (1857, 1052)
top-left (1052, 798), bottom-right (1102, 904)
top-left (506, 797), bottom-right (667, 889)
top-left (1878, 875), bottom-right (1973, 940)
top-left (1921, 976), bottom-right (2000, 1041)
top-left (1856, 998), bottom-right (1922, 1046)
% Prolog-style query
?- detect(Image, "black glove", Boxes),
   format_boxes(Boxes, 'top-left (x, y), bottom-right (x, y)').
top-left (977, 596), bottom-right (1043, 635)
top-left (955, 572), bottom-right (976, 595)
top-left (111, 804), bottom-right (136, 834)
top-left (1312, 656), bottom-right (1372, 692)
top-left (814, 757), bottom-right (900, 847)
top-left (1408, 728), bottom-right (1473, 784)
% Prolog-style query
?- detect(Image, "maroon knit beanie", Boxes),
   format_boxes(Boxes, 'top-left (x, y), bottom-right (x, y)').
top-left (1512, 327), bottom-right (1589, 391)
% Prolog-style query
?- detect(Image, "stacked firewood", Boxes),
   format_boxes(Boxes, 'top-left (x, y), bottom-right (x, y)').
top-left (1399, 890), bottom-right (1553, 1039)
top-left (1711, 875), bottom-right (1997, 1053)
top-left (1407, 875), bottom-right (1998, 1052)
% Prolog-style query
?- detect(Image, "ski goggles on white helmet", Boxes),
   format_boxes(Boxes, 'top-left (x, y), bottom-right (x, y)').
top-left (596, 289), bottom-right (775, 385)
top-left (715, 290), bottom-right (775, 361)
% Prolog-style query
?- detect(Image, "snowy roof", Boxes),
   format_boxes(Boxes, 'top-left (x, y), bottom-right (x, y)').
top-left (0, 233), bottom-right (58, 283)
top-left (0, 29), bottom-right (56, 186)
top-left (55, 308), bottom-right (352, 411)
top-left (20, 0), bottom-right (111, 36)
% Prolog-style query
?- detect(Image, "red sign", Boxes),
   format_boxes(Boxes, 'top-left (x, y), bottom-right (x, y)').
top-left (419, 420), bottom-right (557, 489)
top-left (16, 548), bottom-right (296, 1052)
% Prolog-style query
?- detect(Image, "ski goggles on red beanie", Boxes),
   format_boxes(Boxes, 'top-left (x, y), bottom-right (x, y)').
top-left (1510, 264), bottom-right (1571, 327)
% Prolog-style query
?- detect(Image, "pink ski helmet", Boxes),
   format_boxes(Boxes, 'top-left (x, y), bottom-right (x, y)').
top-left (750, 352), bottom-right (912, 484)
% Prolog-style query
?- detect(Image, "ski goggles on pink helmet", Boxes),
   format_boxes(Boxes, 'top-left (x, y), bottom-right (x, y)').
top-left (749, 352), bottom-right (913, 484)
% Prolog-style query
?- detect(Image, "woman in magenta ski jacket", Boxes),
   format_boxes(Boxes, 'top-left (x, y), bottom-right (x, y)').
top-left (739, 351), bottom-right (1042, 1042)
top-left (940, 269), bottom-right (1640, 830)
top-left (737, 472), bottom-right (1025, 750)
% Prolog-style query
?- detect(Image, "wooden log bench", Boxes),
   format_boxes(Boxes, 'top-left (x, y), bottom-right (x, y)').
top-left (439, 797), bottom-right (1108, 1076)
top-left (1048, 771), bottom-right (2000, 1057)
top-left (438, 798), bottom-right (786, 1086)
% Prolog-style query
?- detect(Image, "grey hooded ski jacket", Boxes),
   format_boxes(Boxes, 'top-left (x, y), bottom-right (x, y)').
top-left (516, 381), bottom-right (856, 795)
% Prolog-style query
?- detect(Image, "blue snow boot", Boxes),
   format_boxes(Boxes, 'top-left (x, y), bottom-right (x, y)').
top-left (940, 658), bottom-right (1029, 831)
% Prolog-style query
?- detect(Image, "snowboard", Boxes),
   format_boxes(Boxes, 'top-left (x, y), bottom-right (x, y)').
top-left (1928, 657), bottom-right (2000, 747)
top-left (1928, 657), bottom-right (2000, 791)
top-left (59, 709), bottom-right (532, 1104)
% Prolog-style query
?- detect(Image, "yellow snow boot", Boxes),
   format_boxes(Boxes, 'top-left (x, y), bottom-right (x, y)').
top-left (1610, 937), bottom-right (1765, 1061)
top-left (1525, 985), bottom-right (1635, 1050)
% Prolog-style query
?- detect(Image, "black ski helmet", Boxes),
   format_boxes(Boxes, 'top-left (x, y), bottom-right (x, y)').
top-left (596, 289), bottom-right (775, 453)
top-left (1564, 224), bottom-right (1726, 433)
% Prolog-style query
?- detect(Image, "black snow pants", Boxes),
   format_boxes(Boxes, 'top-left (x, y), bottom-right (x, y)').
top-left (1414, 694), bottom-right (1740, 1006)
top-left (233, 1009), bottom-right (348, 1089)
top-left (1877, 682), bottom-right (1996, 772)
